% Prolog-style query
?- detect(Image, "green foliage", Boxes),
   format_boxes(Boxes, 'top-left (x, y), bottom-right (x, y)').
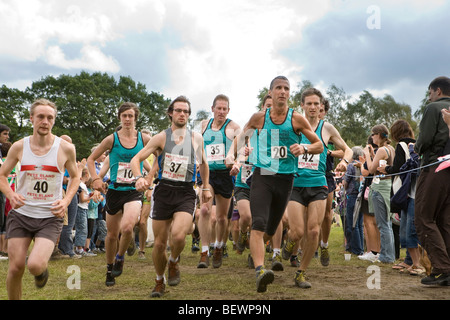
top-left (1, 72), bottom-right (171, 159)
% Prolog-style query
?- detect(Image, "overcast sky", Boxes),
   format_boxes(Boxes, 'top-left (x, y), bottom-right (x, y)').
top-left (1, 0), bottom-right (449, 128)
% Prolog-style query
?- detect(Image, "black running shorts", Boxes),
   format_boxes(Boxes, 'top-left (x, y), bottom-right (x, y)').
top-left (151, 181), bottom-right (196, 220)
top-left (105, 189), bottom-right (143, 216)
top-left (290, 186), bottom-right (329, 207)
top-left (249, 167), bottom-right (294, 236)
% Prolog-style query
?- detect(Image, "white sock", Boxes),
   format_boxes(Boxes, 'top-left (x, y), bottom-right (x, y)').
top-left (321, 241), bottom-right (328, 248)
top-left (202, 246), bottom-right (209, 253)
top-left (272, 248), bottom-right (281, 258)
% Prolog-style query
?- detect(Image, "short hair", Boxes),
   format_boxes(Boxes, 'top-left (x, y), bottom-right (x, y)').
top-left (167, 95), bottom-right (191, 121)
top-left (269, 76), bottom-right (289, 90)
top-left (429, 76), bottom-right (450, 96)
top-left (262, 94), bottom-right (272, 107)
top-left (0, 124), bottom-right (10, 134)
top-left (301, 87), bottom-right (323, 104)
top-left (390, 119), bottom-right (414, 142)
top-left (118, 102), bottom-right (139, 120)
top-left (212, 94), bottom-right (229, 108)
top-left (352, 146), bottom-right (364, 160)
top-left (1, 141), bottom-right (12, 157)
top-left (30, 98), bottom-right (57, 116)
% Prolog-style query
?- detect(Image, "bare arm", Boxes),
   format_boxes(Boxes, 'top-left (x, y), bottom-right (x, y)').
top-left (0, 141), bottom-right (25, 209)
top-left (132, 131), bottom-right (165, 192)
top-left (326, 122), bottom-right (353, 172)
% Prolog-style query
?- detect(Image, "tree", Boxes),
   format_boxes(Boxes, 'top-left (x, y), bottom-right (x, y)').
top-left (24, 71), bottom-right (171, 158)
top-left (0, 85), bottom-right (33, 141)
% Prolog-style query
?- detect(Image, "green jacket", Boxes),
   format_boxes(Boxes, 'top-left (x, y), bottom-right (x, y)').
top-left (415, 97), bottom-right (450, 166)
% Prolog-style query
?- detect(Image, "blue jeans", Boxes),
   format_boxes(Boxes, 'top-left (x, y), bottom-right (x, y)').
top-left (345, 194), bottom-right (364, 255)
top-left (372, 190), bottom-right (395, 263)
top-left (400, 197), bottom-right (419, 249)
top-left (74, 206), bottom-right (88, 248)
top-left (58, 194), bottom-right (78, 256)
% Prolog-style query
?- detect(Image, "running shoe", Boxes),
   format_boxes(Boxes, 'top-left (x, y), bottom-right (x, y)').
top-left (212, 247), bottom-right (223, 268)
top-left (105, 270), bottom-right (115, 286)
top-left (111, 257), bottom-right (124, 277)
top-left (320, 246), bottom-right (330, 266)
top-left (168, 259), bottom-right (181, 286)
top-left (191, 237), bottom-right (200, 253)
top-left (35, 269), bottom-right (49, 288)
top-left (421, 273), bottom-right (450, 286)
top-left (290, 254), bottom-right (300, 267)
top-left (271, 253), bottom-right (284, 271)
top-left (151, 278), bottom-right (166, 298)
top-left (294, 270), bottom-right (311, 289)
top-left (282, 239), bottom-right (296, 260)
top-left (256, 268), bottom-right (274, 293)
top-left (197, 251), bottom-right (209, 268)
top-left (236, 231), bottom-right (248, 252)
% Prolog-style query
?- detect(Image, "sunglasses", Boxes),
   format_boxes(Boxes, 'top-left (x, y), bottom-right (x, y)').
top-left (173, 108), bottom-right (190, 114)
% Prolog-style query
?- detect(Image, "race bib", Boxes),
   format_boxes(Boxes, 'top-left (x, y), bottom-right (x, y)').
top-left (271, 146), bottom-right (288, 159)
top-left (240, 164), bottom-right (253, 184)
top-left (25, 170), bottom-right (58, 202)
top-left (206, 143), bottom-right (225, 162)
top-left (298, 145), bottom-right (320, 170)
top-left (162, 153), bottom-right (189, 181)
top-left (116, 162), bottom-right (134, 184)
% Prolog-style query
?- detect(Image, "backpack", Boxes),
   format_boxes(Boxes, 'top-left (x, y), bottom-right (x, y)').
top-left (390, 143), bottom-right (419, 211)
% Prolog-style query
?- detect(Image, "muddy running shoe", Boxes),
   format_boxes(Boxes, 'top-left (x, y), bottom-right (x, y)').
top-left (151, 278), bottom-right (166, 298)
top-left (127, 238), bottom-right (136, 256)
top-left (294, 270), bottom-right (311, 289)
top-left (236, 231), bottom-right (248, 252)
top-left (212, 247), bottom-right (223, 268)
top-left (111, 257), bottom-right (124, 277)
top-left (320, 246), bottom-right (330, 266)
top-left (256, 268), bottom-right (274, 293)
top-left (168, 259), bottom-right (181, 286)
top-left (271, 253), bottom-right (284, 271)
top-left (197, 251), bottom-right (209, 268)
top-left (282, 239), bottom-right (296, 260)
top-left (35, 269), bottom-right (49, 288)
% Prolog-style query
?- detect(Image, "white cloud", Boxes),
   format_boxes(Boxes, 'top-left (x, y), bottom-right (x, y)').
top-left (46, 45), bottom-right (120, 72)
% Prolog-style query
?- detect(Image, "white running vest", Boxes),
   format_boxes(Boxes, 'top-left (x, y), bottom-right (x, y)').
top-left (15, 136), bottom-right (64, 219)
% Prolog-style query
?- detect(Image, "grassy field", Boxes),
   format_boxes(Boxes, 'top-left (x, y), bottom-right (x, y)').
top-left (0, 224), bottom-right (449, 303)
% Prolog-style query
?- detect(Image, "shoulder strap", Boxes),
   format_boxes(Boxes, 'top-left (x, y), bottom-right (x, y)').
top-left (399, 142), bottom-right (410, 161)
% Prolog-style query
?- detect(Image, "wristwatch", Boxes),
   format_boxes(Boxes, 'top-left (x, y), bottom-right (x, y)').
top-left (303, 145), bottom-right (308, 154)
top-left (134, 175), bottom-right (143, 181)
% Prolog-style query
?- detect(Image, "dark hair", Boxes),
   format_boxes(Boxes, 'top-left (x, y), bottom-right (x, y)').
top-left (269, 76), bottom-right (289, 90)
top-left (390, 119), bottom-right (414, 142)
top-left (1, 141), bottom-right (12, 157)
top-left (262, 94), bottom-right (272, 106)
top-left (301, 87), bottom-right (323, 104)
top-left (167, 96), bottom-right (191, 121)
top-left (429, 76), bottom-right (450, 96)
top-left (323, 98), bottom-right (330, 113)
top-left (118, 102), bottom-right (139, 120)
top-left (0, 124), bottom-right (10, 134)
top-left (372, 124), bottom-right (391, 145)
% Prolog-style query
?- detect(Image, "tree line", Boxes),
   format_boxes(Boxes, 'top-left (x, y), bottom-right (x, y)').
top-left (1, 71), bottom-right (427, 158)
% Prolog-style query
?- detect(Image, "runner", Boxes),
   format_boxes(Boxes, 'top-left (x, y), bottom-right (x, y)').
top-left (229, 76), bottom-right (323, 292)
top-left (0, 99), bottom-right (79, 299)
top-left (87, 102), bottom-right (151, 286)
top-left (284, 88), bottom-right (352, 288)
top-left (131, 95), bottom-right (212, 297)
top-left (197, 94), bottom-right (241, 268)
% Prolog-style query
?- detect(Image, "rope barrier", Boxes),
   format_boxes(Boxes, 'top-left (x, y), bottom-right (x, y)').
top-left (342, 156), bottom-right (450, 179)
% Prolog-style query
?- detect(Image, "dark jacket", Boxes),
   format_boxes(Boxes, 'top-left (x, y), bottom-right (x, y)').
top-left (415, 97), bottom-right (450, 167)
